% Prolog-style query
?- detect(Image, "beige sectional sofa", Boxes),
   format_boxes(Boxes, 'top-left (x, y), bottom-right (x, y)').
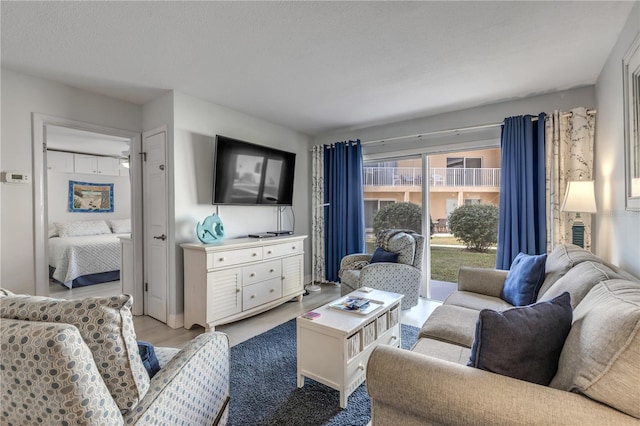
top-left (367, 244), bottom-right (640, 425)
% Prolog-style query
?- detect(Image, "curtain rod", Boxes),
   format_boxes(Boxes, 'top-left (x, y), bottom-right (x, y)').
top-left (46, 147), bottom-right (126, 159)
top-left (362, 109), bottom-right (596, 145)
top-left (362, 123), bottom-right (501, 145)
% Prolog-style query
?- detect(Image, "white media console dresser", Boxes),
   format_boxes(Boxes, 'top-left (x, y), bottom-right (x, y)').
top-left (181, 235), bottom-right (307, 330)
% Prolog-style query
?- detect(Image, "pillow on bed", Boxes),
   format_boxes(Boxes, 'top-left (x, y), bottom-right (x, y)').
top-left (109, 218), bottom-right (131, 234)
top-left (55, 220), bottom-right (112, 238)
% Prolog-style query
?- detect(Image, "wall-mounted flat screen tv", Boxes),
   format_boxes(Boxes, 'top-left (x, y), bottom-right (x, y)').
top-left (212, 135), bottom-right (296, 205)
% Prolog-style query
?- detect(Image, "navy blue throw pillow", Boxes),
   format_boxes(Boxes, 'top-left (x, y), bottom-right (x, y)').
top-left (501, 252), bottom-right (547, 306)
top-left (137, 340), bottom-right (161, 379)
top-left (370, 247), bottom-right (399, 264)
top-left (467, 292), bottom-right (572, 385)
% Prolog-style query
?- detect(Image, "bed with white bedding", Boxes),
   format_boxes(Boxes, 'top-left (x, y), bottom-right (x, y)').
top-left (48, 219), bottom-right (130, 288)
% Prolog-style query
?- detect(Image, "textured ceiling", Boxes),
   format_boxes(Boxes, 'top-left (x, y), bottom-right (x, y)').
top-left (1, 1), bottom-right (636, 135)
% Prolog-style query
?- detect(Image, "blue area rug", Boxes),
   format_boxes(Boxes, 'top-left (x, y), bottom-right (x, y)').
top-left (228, 319), bottom-right (419, 426)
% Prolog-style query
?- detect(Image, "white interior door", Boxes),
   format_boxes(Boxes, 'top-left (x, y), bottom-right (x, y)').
top-left (143, 127), bottom-right (168, 322)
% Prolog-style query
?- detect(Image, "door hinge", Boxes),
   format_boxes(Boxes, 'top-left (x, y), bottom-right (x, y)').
top-left (43, 142), bottom-right (47, 152)
top-left (139, 152), bottom-right (147, 162)
top-left (145, 282), bottom-right (148, 292)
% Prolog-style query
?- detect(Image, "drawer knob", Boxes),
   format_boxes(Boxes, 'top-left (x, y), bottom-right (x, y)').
top-left (357, 363), bottom-right (365, 371)
top-left (269, 269), bottom-right (274, 273)
top-left (251, 294), bottom-right (256, 299)
top-left (292, 246), bottom-right (296, 250)
top-left (391, 335), bottom-right (398, 341)
top-left (250, 273), bottom-right (256, 277)
top-left (236, 288), bottom-right (240, 293)
top-left (219, 257), bottom-right (225, 262)
top-left (252, 252), bottom-right (257, 257)
top-left (267, 251), bottom-right (272, 255)
top-left (270, 288), bottom-right (275, 293)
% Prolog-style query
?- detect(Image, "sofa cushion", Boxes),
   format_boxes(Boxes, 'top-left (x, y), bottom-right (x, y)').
top-left (155, 346), bottom-right (181, 369)
top-left (444, 291), bottom-right (513, 312)
top-left (501, 252), bottom-right (547, 306)
top-left (0, 294), bottom-right (149, 412)
top-left (370, 247), bottom-right (399, 264)
top-left (419, 305), bottom-right (480, 348)
top-left (412, 337), bottom-right (471, 365)
top-left (538, 243), bottom-right (603, 298)
top-left (467, 292), bottom-right (572, 385)
top-left (538, 261), bottom-right (621, 308)
top-left (550, 279), bottom-right (640, 418)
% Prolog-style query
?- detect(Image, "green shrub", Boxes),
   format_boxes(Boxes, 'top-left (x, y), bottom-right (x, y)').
top-left (448, 203), bottom-right (499, 252)
top-left (373, 202), bottom-right (432, 235)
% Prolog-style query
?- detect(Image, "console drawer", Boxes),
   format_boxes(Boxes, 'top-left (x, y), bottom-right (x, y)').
top-left (242, 260), bottom-right (282, 286)
top-left (209, 247), bottom-right (263, 269)
top-left (243, 278), bottom-right (282, 310)
top-left (264, 241), bottom-right (303, 259)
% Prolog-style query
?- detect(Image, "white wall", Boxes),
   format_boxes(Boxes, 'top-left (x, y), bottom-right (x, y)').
top-left (595, 2), bottom-right (640, 278)
top-left (47, 171), bottom-right (131, 225)
top-left (145, 91), bottom-right (312, 326)
top-left (0, 69), bottom-right (142, 293)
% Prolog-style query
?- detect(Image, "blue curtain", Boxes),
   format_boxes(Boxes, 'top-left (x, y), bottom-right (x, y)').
top-left (496, 114), bottom-right (547, 270)
top-left (324, 140), bottom-right (365, 282)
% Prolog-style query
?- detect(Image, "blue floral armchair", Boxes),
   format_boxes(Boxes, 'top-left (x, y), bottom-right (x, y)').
top-left (339, 230), bottom-right (424, 309)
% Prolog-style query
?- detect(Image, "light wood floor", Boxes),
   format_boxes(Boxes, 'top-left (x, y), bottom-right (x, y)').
top-left (49, 280), bottom-right (123, 299)
top-left (134, 284), bottom-right (441, 348)
top-left (48, 280), bottom-right (441, 349)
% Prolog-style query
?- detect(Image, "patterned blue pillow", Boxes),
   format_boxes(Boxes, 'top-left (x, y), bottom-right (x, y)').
top-left (370, 247), bottom-right (399, 264)
top-left (467, 292), bottom-right (572, 385)
top-left (137, 340), bottom-right (161, 379)
top-left (501, 252), bottom-right (547, 306)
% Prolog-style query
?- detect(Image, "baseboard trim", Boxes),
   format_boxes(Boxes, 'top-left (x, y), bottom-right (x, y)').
top-left (167, 312), bottom-right (184, 329)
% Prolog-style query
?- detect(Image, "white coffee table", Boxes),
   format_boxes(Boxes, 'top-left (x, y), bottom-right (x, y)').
top-left (296, 289), bottom-right (404, 408)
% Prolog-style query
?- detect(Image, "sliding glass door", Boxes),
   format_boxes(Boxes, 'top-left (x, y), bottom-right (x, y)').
top-left (363, 146), bottom-right (500, 302)
top-left (426, 147), bottom-right (500, 301)
top-left (362, 157), bottom-right (424, 253)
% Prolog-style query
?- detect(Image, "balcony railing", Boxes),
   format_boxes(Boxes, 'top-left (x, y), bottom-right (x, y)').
top-left (363, 167), bottom-right (501, 187)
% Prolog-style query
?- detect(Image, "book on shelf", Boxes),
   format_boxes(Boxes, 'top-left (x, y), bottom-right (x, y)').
top-left (329, 297), bottom-right (383, 315)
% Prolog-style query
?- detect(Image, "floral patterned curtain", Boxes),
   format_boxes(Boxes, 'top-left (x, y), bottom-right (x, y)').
top-left (311, 145), bottom-right (326, 284)
top-left (545, 107), bottom-right (595, 251)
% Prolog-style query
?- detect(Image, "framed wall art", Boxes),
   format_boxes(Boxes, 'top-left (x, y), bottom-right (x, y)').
top-left (623, 34), bottom-right (640, 211)
top-left (68, 180), bottom-right (114, 213)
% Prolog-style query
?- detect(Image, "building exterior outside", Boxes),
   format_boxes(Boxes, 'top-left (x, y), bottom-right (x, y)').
top-left (363, 148), bottom-right (501, 233)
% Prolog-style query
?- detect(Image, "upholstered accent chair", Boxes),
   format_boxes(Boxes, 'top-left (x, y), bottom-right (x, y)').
top-left (0, 290), bottom-right (230, 426)
top-left (339, 230), bottom-right (424, 309)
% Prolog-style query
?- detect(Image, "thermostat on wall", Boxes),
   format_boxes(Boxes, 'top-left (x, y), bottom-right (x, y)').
top-left (1, 171), bottom-right (31, 184)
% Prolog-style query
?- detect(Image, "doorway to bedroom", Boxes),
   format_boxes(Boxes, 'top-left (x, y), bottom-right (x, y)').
top-left (45, 125), bottom-right (132, 299)
top-left (32, 114), bottom-right (144, 316)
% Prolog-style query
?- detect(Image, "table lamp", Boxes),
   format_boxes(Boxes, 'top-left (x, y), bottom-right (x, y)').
top-left (561, 180), bottom-right (597, 248)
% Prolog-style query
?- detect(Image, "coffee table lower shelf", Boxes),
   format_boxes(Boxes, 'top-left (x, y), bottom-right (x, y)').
top-left (296, 290), bottom-right (403, 408)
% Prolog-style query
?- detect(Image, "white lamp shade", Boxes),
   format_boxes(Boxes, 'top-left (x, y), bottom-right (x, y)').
top-left (561, 181), bottom-right (597, 213)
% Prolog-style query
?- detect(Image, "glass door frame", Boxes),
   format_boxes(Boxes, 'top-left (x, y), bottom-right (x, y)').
top-left (363, 139), bottom-right (500, 301)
